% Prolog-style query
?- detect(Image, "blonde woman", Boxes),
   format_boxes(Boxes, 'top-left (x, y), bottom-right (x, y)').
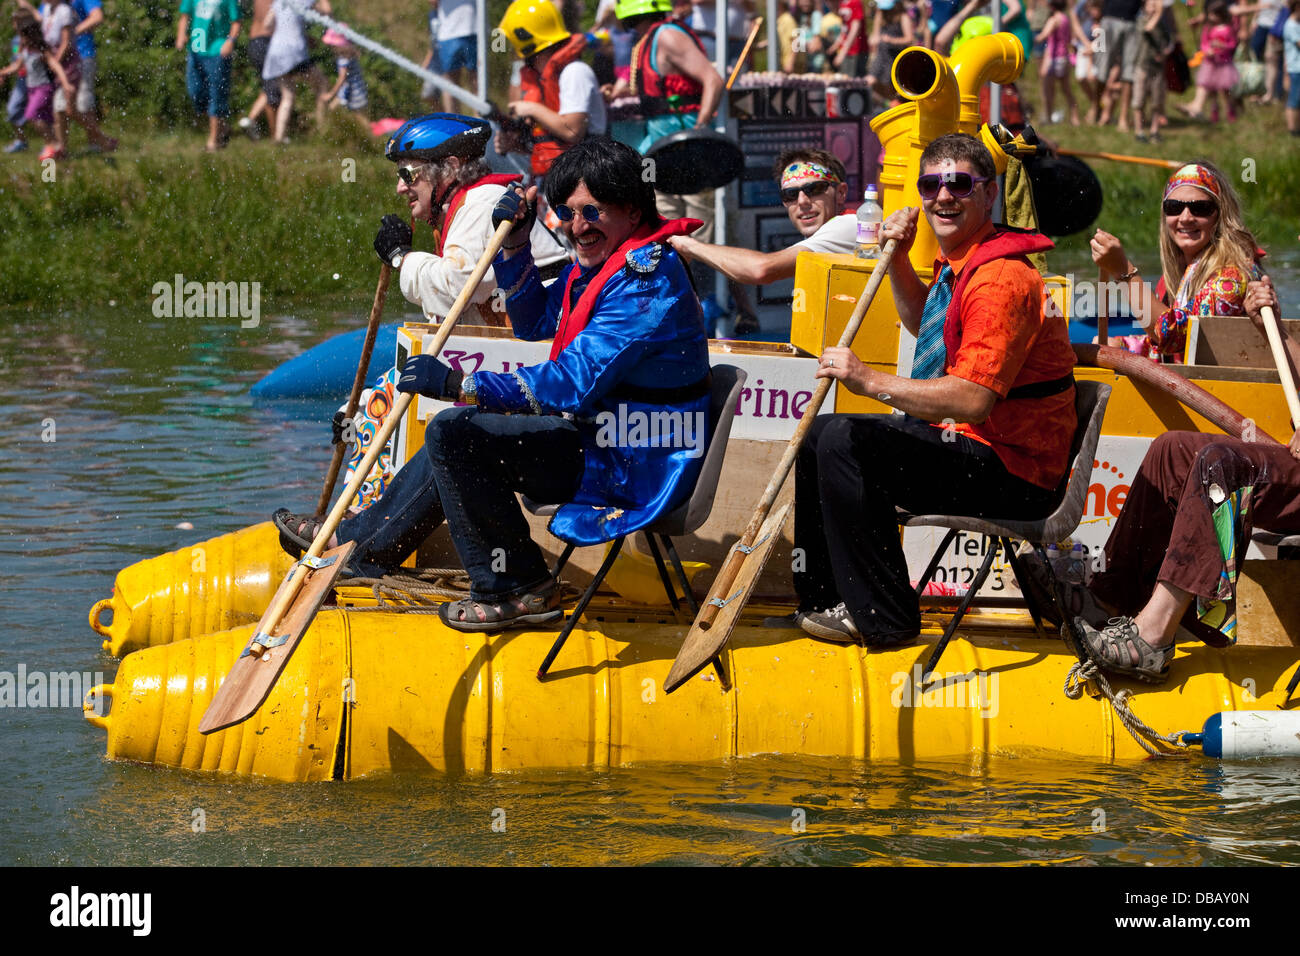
top-left (1090, 160), bottom-right (1264, 362)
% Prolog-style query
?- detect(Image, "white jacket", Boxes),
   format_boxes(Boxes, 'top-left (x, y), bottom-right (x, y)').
top-left (399, 181), bottom-right (569, 322)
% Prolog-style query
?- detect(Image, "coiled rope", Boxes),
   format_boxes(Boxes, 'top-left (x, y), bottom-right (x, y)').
top-left (1064, 658), bottom-right (1195, 757)
top-left (339, 569), bottom-right (579, 613)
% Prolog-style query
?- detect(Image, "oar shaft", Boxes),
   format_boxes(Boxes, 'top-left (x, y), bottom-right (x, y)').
top-left (726, 17), bottom-right (763, 91)
top-left (1260, 305), bottom-right (1300, 428)
top-left (317, 263), bottom-right (392, 515)
top-left (1060, 148), bottom-right (1181, 170)
top-left (254, 218), bottom-right (516, 649)
top-left (697, 239), bottom-right (899, 630)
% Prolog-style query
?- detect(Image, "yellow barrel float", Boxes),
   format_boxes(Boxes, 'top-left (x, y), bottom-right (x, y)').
top-left (83, 609), bottom-right (1300, 780)
top-left (89, 522), bottom-right (294, 658)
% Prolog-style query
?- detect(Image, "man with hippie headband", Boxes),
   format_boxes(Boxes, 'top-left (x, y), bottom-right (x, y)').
top-left (669, 148), bottom-right (858, 287)
top-left (792, 132), bottom-right (1077, 646)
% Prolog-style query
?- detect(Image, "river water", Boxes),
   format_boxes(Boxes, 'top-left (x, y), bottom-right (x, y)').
top-left (2, 291), bottom-right (1299, 870)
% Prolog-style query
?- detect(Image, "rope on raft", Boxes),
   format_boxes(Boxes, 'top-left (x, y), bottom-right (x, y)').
top-left (1064, 659), bottom-right (1195, 757)
top-left (342, 569), bottom-right (475, 612)
top-left (339, 569), bottom-right (581, 612)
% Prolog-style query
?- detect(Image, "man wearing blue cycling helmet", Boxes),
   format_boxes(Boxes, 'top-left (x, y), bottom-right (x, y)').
top-left (372, 112), bottom-right (568, 324)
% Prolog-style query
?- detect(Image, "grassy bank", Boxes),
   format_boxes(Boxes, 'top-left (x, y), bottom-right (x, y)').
top-left (0, 115), bottom-right (399, 311)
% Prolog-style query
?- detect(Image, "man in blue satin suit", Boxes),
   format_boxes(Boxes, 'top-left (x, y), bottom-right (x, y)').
top-left (275, 137), bottom-right (711, 633)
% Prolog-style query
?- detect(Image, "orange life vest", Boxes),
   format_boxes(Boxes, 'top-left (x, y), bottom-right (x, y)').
top-left (519, 33), bottom-right (589, 177)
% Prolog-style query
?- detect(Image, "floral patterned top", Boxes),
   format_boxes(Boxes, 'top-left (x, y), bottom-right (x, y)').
top-left (1145, 260), bottom-right (1262, 361)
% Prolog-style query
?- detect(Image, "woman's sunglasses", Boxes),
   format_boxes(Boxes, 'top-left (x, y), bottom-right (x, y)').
top-left (1162, 198), bottom-right (1218, 218)
top-left (916, 172), bottom-right (991, 200)
top-left (780, 180), bottom-right (834, 204)
top-left (396, 163), bottom-right (430, 186)
top-left (555, 203), bottom-right (603, 223)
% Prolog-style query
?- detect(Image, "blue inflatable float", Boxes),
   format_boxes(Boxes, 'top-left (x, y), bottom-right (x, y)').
top-left (251, 323), bottom-right (401, 399)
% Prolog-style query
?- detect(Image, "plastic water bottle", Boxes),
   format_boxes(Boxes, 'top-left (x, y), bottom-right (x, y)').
top-left (1044, 543), bottom-right (1065, 581)
top-left (855, 186), bottom-right (882, 260)
top-left (1067, 542), bottom-right (1087, 585)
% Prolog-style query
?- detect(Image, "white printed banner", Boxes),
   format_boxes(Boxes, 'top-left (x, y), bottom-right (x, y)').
top-left (404, 331), bottom-right (834, 442)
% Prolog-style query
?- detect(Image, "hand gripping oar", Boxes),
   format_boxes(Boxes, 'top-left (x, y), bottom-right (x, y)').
top-left (199, 219), bottom-right (515, 734)
top-left (315, 263), bottom-right (391, 516)
top-left (664, 239), bottom-right (899, 694)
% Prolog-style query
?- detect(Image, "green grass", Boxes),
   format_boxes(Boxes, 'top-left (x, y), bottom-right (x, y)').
top-left (0, 113), bottom-right (394, 310)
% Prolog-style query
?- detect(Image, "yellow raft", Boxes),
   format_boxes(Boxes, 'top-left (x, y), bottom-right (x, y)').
top-left (83, 603), bottom-right (1299, 781)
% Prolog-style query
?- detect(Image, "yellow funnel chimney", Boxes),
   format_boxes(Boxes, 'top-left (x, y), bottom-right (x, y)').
top-left (870, 33), bottom-right (1025, 273)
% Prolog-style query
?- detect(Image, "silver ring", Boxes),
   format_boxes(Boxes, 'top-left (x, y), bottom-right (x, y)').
top-left (826, 358), bottom-right (835, 368)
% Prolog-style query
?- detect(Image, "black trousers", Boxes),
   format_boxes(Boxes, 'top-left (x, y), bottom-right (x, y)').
top-left (794, 413), bottom-right (1060, 644)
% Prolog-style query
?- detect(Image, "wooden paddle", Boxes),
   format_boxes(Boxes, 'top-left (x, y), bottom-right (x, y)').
top-left (1257, 297), bottom-right (1300, 704)
top-left (1260, 303), bottom-right (1300, 431)
top-left (664, 239), bottom-right (899, 693)
top-left (726, 17), bottom-right (763, 91)
top-left (315, 263), bottom-right (391, 516)
top-left (1060, 149), bottom-right (1182, 171)
top-left (200, 218), bottom-right (515, 734)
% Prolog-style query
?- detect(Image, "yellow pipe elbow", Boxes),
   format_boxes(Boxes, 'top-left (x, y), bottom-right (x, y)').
top-left (892, 46), bottom-right (960, 142)
top-left (948, 32), bottom-right (1025, 133)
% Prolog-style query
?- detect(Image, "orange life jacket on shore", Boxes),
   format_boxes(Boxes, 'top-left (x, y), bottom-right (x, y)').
top-left (519, 33), bottom-right (589, 177)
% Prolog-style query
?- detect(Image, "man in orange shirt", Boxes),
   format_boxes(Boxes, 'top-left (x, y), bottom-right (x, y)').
top-left (794, 133), bottom-right (1077, 646)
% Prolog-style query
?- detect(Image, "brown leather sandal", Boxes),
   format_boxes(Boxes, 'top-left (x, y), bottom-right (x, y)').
top-left (1073, 615), bottom-right (1174, 684)
top-left (438, 585), bottom-right (563, 633)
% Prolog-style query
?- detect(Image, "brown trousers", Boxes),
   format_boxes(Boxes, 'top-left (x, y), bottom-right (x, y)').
top-left (1091, 431), bottom-right (1300, 642)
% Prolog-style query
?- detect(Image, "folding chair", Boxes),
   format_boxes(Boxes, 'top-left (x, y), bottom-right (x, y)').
top-left (527, 365), bottom-right (748, 678)
top-left (900, 380), bottom-right (1112, 679)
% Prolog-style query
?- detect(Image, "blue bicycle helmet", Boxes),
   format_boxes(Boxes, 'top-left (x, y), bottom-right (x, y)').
top-left (384, 113), bottom-right (492, 164)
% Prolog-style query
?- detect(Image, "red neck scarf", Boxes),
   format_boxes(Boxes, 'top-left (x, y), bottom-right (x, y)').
top-left (549, 217), bottom-right (702, 360)
top-left (434, 173), bottom-right (521, 255)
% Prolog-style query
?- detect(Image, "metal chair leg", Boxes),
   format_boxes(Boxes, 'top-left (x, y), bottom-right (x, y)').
top-left (1034, 543), bottom-right (1089, 664)
top-left (1000, 536), bottom-right (1048, 639)
top-left (660, 535), bottom-right (699, 615)
top-left (538, 537), bottom-right (624, 679)
top-left (922, 536), bottom-right (1000, 680)
top-left (641, 532), bottom-right (681, 613)
top-left (552, 542), bottom-right (576, 578)
top-left (915, 528), bottom-right (961, 596)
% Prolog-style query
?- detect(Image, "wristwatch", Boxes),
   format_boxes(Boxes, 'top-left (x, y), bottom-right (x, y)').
top-left (461, 372), bottom-right (478, 405)
top-left (1117, 266), bottom-right (1141, 281)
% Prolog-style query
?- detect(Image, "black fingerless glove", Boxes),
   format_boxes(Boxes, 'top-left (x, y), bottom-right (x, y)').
top-left (492, 187), bottom-right (535, 248)
top-left (374, 214), bottom-right (413, 267)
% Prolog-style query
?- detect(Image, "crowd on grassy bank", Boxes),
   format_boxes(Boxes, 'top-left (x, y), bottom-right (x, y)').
top-left (6, 0), bottom-right (1300, 161)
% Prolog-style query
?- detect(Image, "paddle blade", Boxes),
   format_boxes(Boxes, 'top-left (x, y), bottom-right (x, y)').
top-left (664, 502), bottom-right (792, 694)
top-left (198, 541), bottom-right (356, 735)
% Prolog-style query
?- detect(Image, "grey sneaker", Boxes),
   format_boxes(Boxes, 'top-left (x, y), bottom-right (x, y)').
top-left (798, 603), bottom-right (862, 644)
top-left (4, 139), bottom-right (28, 154)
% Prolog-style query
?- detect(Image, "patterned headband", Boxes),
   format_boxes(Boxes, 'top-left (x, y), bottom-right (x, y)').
top-left (781, 161), bottom-right (841, 190)
top-left (1163, 164), bottom-right (1221, 200)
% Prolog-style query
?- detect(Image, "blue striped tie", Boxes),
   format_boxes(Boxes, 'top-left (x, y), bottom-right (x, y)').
top-left (911, 264), bottom-right (953, 380)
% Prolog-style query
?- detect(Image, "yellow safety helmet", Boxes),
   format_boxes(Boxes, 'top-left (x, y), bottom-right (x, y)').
top-left (499, 0), bottom-right (570, 59)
